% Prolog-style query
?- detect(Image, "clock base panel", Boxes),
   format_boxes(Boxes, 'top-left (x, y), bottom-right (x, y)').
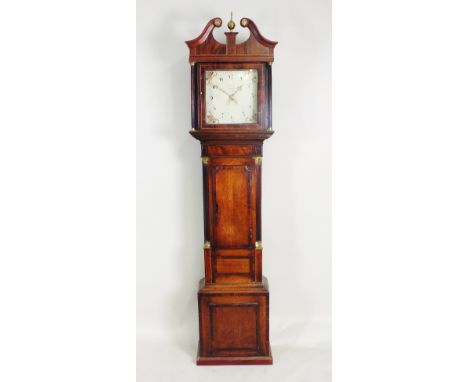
top-left (197, 277), bottom-right (272, 366)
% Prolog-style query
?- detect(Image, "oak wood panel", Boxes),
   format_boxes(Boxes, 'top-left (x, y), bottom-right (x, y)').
top-left (209, 302), bottom-right (259, 353)
top-left (215, 248), bottom-right (252, 258)
top-left (216, 258), bottom-right (251, 274)
top-left (210, 158), bottom-right (256, 248)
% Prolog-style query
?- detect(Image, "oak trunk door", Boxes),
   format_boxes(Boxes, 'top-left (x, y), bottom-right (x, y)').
top-left (210, 158), bottom-right (256, 249)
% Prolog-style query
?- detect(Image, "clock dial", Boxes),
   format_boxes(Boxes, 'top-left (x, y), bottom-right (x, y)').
top-left (205, 69), bottom-right (258, 124)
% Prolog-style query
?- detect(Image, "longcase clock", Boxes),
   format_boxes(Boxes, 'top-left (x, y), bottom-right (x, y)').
top-left (185, 16), bottom-right (277, 366)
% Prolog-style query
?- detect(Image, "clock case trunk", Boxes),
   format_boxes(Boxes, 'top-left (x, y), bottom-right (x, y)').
top-left (196, 142), bottom-right (272, 366)
top-left (186, 17), bottom-right (277, 366)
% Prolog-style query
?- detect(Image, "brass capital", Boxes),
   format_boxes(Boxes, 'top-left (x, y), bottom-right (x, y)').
top-left (201, 157), bottom-right (209, 165)
top-left (255, 241), bottom-right (263, 250)
top-left (204, 241), bottom-right (211, 249)
top-left (254, 156), bottom-right (262, 165)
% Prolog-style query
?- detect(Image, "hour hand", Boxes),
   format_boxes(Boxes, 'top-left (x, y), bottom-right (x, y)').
top-left (227, 94), bottom-right (237, 104)
top-left (215, 85), bottom-right (238, 104)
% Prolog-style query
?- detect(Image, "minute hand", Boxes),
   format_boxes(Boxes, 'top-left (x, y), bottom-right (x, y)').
top-left (216, 86), bottom-right (237, 104)
top-left (230, 85), bottom-right (243, 97)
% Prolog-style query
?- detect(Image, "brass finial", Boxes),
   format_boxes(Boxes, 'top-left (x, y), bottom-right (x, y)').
top-left (227, 11), bottom-right (235, 31)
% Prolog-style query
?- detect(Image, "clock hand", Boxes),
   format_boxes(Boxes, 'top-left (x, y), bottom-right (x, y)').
top-left (212, 85), bottom-right (238, 105)
top-left (214, 85), bottom-right (231, 98)
top-left (215, 85), bottom-right (238, 104)
top-left (224, 85), bottom-right (243, 105)
top-left (227, 95), bottom-right (237, 104)
top-left (229, 85), bottom-right (243, 97)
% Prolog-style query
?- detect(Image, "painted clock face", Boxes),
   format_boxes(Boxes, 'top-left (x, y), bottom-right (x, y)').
top-left (205, 69), bottom-right (258, 124)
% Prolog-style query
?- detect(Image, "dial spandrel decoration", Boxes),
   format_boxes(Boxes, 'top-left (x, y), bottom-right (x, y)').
top-left (205, 69), bottom-right (258, 124)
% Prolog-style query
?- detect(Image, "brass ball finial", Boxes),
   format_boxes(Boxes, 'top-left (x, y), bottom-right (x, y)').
top-left (227, 11), bottom-right (235, 31)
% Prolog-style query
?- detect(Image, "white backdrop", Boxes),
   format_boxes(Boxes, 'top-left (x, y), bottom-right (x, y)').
top-left (137, 1), bottom-right (331, 380)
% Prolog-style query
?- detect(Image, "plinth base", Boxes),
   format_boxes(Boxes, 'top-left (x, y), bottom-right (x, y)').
top-left (196, 342), bottom-right (273, 365)
top-left (196, 277), bottom-right (272, 366)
